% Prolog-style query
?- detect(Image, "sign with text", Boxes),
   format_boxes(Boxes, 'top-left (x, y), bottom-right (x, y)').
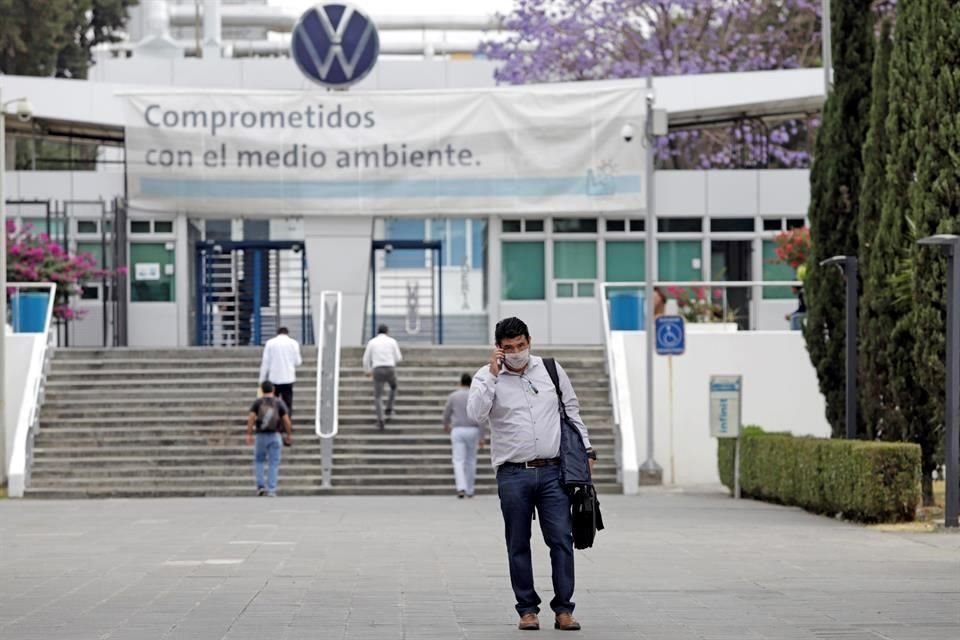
top-left (123, 82), bottom-right (646, 216)
top-left (709, 375), bottom-right (742, 438)
top-left (655, 315), bottom-right (685, 355)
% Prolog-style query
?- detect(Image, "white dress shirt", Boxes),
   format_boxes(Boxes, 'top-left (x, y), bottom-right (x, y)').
top-left (467, 355), bottom-right (591, 468)
top-left (259, 334), bottom-right (302, 384)
top-left (362, 333), bottom-right (403, 371)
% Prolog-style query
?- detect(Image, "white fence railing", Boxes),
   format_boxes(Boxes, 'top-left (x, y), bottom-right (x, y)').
top-left (6, 282), bottom-right (57, 497)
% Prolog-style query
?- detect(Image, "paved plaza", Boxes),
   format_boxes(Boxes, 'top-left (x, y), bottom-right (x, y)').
top-left (0, 488), bottom-right (958, 640)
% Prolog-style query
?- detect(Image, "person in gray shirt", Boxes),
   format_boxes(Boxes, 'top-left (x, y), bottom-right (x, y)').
top-left (443, 373), bottom-right (485, 499)
top-left (467, 317), bottom-right (594, 632)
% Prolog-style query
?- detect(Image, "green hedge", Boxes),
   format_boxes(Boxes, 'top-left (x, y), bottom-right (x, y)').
top-left (718, 428), bottom-right (921, 523)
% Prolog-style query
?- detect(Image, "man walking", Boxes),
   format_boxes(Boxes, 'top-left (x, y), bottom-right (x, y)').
top-left (467, 317), bottom-right (595, 632)
top-left (443, 373), bottom-right (485, 499)
top-left (259, 327), bottom-right (302, 414)
top-left (362, 324), bottom-right (402, 430)
top-left (246, 381), bottom-right (293, 497)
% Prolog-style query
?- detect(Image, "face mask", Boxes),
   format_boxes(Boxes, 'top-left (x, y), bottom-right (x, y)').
top-left (503, 349), bottom-right (530, 370)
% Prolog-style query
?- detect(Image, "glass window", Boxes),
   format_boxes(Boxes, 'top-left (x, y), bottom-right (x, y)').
top-left (502, 219), bottom-right (522, 233)
top-left (658, 218), bottom-right (702, 233)
top-left (556, 282), bottom-right (575, 298)
top-left (629, 219), bottom-right (645, 232)
top-left (711, 218), bottom-right (755, 233)
top-left (77, 220), bottom-right (98, 234)
top-left (205, 219), bottom-right (232, 241)
top-left (80, 286), bottom-right (99, 300)
top-left (786, 218), bottom-right (806, 230)
top-left (605, 241), bottom-right (645, 282)
top-left (76, 241), bottom-right (111, 269)
top-left (526, 220), bottom-right (544, 232)
top-left (553, 218), bottom-right (598, 233)
top-left (577, 282), bottom-right (595, 297)
top-left (154, 220), bottom-right (174, 234)
top-left (471, 219), bottom-right (486, 269)
top-left (448, 220), bottom-right (467, 267)
top-left (762, 240), bottom-right (796, 299)
top-left (606, 219), bottom-right (626, 232)
top-left (384, 219), bottom-right (426, 268)
top-left (25, 217), bottom-right (65, 238)
top-left (502, 242), bottom-right (545, 300)
top-left (130, 243), bottom-right (175, 302)
top-left (659, 240), bottom-right (702, 281)
top-left (131, 220), bottom-right (151, 234)
top-left (763, 218), bottom-right (783, 231)
top-left (554, 241), bottom-right (597, 279)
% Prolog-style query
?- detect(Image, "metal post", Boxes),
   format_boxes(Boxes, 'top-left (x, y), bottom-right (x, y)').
top-left (845, 257), bottom-right (858, 439)
top-left (641, 76), bottom-right (663, 484)
top-left (917, 235), bottom-right (960, 528)
top-left (369, 248), bottom-right (377, 340)
top-left (437, 244), bottom-right (443, 345)
top-left (945, 243), bottom-right (960, 528)
top-left (252, 249), bottom-right (262, 345)
top-left (821, 0), bottom-right (832, 95)
top-left (0, 87), bottom-right (7, 484)
top-left (321, 437), bottom-right (333, 488)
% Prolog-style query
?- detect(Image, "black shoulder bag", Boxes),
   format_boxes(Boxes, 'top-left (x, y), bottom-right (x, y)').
top-left (543, 357), bottom-right (605, 550)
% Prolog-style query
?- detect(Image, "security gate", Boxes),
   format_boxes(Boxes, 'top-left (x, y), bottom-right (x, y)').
top-left (195, 240), bottom-right (314, 346)
top-left (369, 239), bottom-right (444, 344)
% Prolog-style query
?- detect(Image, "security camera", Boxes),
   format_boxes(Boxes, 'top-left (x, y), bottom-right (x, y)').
top-left (15, 98), bottom-right (33, 122)
top-left (621, 123), bottom-right (635, 143)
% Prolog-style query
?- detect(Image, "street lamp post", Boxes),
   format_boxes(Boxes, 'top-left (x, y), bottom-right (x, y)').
top-left (917, 234), bottom-right (960, 529)
top-left (0, 90), bottom-right (33, 484)
top-left (819, 255), bottom-right (858, 440)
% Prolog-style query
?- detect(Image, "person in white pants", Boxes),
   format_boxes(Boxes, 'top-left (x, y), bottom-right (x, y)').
top-left (443, 373), bottom-right (485, 498)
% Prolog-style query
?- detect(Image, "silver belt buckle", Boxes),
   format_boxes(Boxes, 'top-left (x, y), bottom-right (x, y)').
top-left (524, 460), bottom-right (536, 469)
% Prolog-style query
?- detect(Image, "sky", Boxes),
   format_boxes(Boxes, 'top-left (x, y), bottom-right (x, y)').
top-left (270, 0), bottom-right (517, 18)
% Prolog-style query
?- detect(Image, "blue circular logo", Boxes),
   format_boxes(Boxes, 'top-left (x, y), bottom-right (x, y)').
top-left (291, 4), bottom-right (380, 88)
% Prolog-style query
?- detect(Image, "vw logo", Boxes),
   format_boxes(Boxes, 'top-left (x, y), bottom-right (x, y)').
top-left (291, 3), bottom-right (380, 88)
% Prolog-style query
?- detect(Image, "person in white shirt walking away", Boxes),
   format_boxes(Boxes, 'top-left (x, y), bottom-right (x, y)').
top-left (259, 327), bottom-right (302, 414)
top-left (362, 324), bottom-right (403, 430)
top-left (443, 373), bottom-right (486, 499)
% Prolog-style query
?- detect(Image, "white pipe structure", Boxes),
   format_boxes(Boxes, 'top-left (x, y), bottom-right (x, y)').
top-left (224, 39), bottom-right (487, 58)
top-left (169, 5), bottom-right (501, 32)
top-left (203, 0), bottom-right (222, 55)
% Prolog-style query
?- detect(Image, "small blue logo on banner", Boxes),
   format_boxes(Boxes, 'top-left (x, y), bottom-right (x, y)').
top-left (292, 3), bottom-right (380, 88)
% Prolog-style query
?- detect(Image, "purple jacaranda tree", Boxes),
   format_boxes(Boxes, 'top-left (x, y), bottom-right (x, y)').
top-left (481, 1), bottom-right (895, 168)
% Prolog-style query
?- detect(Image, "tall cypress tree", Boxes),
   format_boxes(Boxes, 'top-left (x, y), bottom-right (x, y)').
top-left (858, 19), bottom-right (894, 440)
top-left (803, 0), bottom-right (875, 436)
top-left (903, 0), bottom-right (960, 504)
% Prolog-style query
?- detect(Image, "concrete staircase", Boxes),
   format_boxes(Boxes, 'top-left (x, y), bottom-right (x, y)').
top-left (26, 346), bottom-right (620, 498)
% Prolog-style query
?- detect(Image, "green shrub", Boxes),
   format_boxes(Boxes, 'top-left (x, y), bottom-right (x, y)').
top-left (717, 428), bottom-right (921, 523)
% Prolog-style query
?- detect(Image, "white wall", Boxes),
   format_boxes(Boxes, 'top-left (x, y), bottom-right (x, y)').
top-left (129, 303), bottom-right (179, 346)
top-left (3, 334), bottom-right (38, 479)
top-left (617, 330), bottom-right (829, 486)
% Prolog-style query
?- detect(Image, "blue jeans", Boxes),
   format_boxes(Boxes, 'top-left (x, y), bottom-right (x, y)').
top-left (254, 432), bottom-right (283, 493)
top-left (496, 463), bottom-right (575, 616)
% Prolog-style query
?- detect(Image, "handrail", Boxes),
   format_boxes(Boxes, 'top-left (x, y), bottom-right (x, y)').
top-left (6, 282), bottom-right (57, 497)
top-left (600, 283), bottom-right (637, 494)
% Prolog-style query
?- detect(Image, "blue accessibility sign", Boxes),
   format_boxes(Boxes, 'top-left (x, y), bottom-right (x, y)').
top-left (655, 315), bottom-right (685, 356)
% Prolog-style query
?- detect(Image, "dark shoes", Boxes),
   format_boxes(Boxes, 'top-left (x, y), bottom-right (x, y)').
top-left (518, 613), bottom-right (539, 631)
top-left (457, 491), bottom-right (465, 499)
top-left (554, 613), bottom-right (581, 631)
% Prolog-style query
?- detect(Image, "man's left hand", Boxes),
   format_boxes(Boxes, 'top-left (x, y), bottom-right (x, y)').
top-left (588, 458), bottom-right (595, 476)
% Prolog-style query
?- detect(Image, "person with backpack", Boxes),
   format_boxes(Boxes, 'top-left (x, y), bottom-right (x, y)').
top-left (245, 381), bottom-right (293, 497)
top-left (466, 317), bottom-right (595, 632)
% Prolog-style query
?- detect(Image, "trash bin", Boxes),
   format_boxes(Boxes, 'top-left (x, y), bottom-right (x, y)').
top-left (11, 291), bottom-right (50, 333)
top-left (608, 292), bottom-right (644, 330)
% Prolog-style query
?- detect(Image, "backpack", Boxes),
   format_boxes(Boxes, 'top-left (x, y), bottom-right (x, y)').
top-left (255, 397), bottom-right (282, 433)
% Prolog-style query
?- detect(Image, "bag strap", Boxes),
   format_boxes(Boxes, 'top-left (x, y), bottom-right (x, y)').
top-left (542, 357), bottom-right (568, 420)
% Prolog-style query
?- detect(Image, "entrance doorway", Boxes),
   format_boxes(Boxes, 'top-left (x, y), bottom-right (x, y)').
top-left (711, 240), bottom-right (752, 329)
top-left (369, 239), bottom-right (444, 344)
top-left (195, 240), bottom-right (313, 346)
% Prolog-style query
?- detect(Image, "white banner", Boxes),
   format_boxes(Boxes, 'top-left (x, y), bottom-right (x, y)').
top-left (123, 82), bottom-right (647, 216)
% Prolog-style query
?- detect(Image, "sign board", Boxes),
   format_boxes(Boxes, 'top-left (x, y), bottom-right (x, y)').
top-left (655, 315), bottom-right (685, 355)
top-left (122, 81), bottom-right (647, 217)
top-left (292, 4), bottom-right (380, 88)
top-left (134, 263), bottom-right (161, 281)
top-left (709, 375), bottom-right (742, 438)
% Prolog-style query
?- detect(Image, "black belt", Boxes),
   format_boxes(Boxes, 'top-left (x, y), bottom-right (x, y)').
top-left (501, 457), bottom-right (561, 470)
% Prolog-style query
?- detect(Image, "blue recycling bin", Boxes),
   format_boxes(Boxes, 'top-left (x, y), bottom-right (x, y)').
top-left (608, 292), bottom-right (645, 330)
top-left (11, 291), bottom-right (50, 333)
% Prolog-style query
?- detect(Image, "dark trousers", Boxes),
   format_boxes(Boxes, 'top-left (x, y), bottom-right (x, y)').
top-left (496, 463), bottom-right (575, 616)
top-left (372, 367), bottom-right (397, 423)
top-left (275, 383), bottom-right (294, 415)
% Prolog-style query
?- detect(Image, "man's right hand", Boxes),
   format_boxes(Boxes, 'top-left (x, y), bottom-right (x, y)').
top-left (489, 347), bottom-right (504, 376)
top-left (245, 433), bottom-right (253, 447)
